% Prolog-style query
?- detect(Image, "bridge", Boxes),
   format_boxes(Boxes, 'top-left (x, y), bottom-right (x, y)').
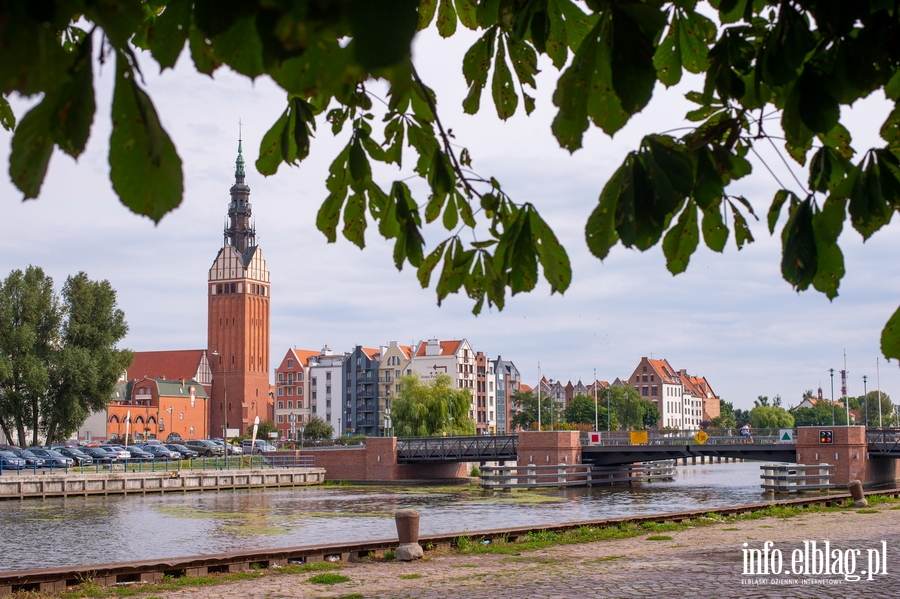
top-left (397, 436), bottom-right (518, 463)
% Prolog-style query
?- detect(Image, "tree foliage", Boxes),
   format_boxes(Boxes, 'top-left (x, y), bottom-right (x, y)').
top-left (303, 416), bottom-right (334, 441)
top-left (0, 267), bottom-right (132, 446)
top-left (391, 373), bottom-right (475, 436)
top-left (608, 385), bottom-right (657, 430)
top-left (749, 405), bottom-right (794, 429)
top-left (790, 401), bottom-right (848, 427)
top-left (246, 419), bottom-right (278, 438)
top-left (562, 393), bottom-right (617, 430)
top-left (709, 399), bottom-right (736, 429)
top-left (510, 389), bottom-right (560, 430)
top-left (7, 1), bottom-right (900, 355)
top-left (855, 391), bottom-right (896, 427)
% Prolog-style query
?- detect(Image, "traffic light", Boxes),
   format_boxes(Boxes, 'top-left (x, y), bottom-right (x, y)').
top-left (819, 430), bottom-right (833, 444)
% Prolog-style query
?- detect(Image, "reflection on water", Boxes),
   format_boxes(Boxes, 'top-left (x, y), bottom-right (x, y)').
top-left (1, 462), bottom-right (792, 571)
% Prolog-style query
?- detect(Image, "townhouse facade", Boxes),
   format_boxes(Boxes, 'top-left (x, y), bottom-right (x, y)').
top-left (308, 345), bottom-right (347, 437)
top-left (344, 345), bottom-right (381, 437)
top-left (273, 348), bottom-right (317, 440)
top-left (409, 339), bottom-right (480, 431)
top-left (377, 341), bottom-right (414, 436)
top-left (492, 356), bottom-right (520, 434)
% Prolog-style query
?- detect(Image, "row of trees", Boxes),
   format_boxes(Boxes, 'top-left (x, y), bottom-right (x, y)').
top-left (510, 386), bottom-right (659, 432)
top-left (0, 267), bottom-right (132, 447)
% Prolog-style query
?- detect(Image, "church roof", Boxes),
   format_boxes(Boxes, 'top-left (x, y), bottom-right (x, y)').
top-left (126, 350), bottom-right (207, 383)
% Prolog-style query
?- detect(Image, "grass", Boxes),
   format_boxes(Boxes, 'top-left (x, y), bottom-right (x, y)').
top-left (399, 574), bottom-right (424, 579)
top-left (857, 509), bottom-right (879, 513)
top-left (646, 535), bottom-right (673, 541)
top-left (307, 573), bottom-right (350, 585)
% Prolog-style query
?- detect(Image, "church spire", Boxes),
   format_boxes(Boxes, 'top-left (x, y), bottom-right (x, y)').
top-left (225, 124), bottom-right (255, 256)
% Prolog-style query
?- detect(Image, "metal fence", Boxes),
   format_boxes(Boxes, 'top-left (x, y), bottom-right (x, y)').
top-left (582, 428), bottom-right (794, 446)
top-left (0, 453), bottom-right (315, 476)
top-left (397, 435), bottom-right (518, 461)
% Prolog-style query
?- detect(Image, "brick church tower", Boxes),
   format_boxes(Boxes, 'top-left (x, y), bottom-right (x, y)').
top-left (207, 138), bottom-right (270, 439)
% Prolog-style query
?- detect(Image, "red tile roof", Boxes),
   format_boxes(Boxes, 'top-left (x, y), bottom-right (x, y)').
top-left (127, 350), bottom-right (205, 382)
top-left (414, 340), bottom-right (463, 357)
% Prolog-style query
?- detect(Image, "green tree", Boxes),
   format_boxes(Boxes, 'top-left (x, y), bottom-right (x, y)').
top-left (749, 406), bottom-right (795, 429)
top-left (709, 400), bottom-right (737, 429)
top-left (510, 389), bottom-right (561, 431)
top-left (391, 373), bottom-right (474, 437)
top-left (246, 419), bottom-right (278, 439)
top-left (303, 416), bottom-right (334, 441)
top-left (563, 393), bottom-right (617, 431)
top-left (8, 2), bottom-right (900, 359)
top-left (857, 391), bottom-right (896, 427)
top-left (642, 401), bottom-right (660, 429)
top-left (0, 267), bottom-right (132, 446)
top-left (608, 386), bottom-right (657, 430)
top-left (790, 401), bottom-right (848, 427)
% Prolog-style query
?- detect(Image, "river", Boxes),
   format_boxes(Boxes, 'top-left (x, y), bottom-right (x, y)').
top-left (1, 461), bottom-right (799, 571)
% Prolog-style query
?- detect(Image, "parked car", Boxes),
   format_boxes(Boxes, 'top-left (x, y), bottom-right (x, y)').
top-left (141, 445), bottom-right (181, 460)
top-left (184, 439), bottom-right (224, 457)
top-left (101, 444), bottom-right (131, 460)
top-left (55, 447), bottom-right (93, 466)
top-left (212, 439), bottom-right (243, 455)
top-left (242, 440), bottom-right (278, 455)
top-left (80, 446), bottom-right (117, 464)
top-left (26, 448), bottom-right (73, 467)
top-left (0, 451), bottom-right (27, 469)
top-left (165, 444), bottom-right (198, 459)
top-left (125, 446), bottom-right (154, 461)
top-left (10, 449), bottom-right (46, 467)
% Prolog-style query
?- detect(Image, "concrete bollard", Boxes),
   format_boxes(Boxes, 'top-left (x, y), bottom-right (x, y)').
top-left (394, 509), bottom-right (424, 561)
top-left (848, 480), bottom-right (867, 507)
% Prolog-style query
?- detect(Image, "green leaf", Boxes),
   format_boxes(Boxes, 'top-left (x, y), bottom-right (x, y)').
top-left (692, 148), bottom-right (724, 209)
top-left (212, 16), bottom-right (264, 78)
top-left (442, 192), bottom-right (459, 230)
top-left (256, 109), bottom-right (288, 176)
top-left (0, 96), bottom-right (15, 131)
top-left (645, 135), bottom-right (693, 196)
top-left (436, 0), bottom-right (458, 37)
top-left (8, 97), bottom-right (55, 199)
top-left (847, 154), bottom-right (892, 239)
top-left (349, 136), bottom-right (371, 191)
top-left (585, 161), bottom-right (625, 259)
top-left (462, 27), bottom-right (495, 115)
top-left (729, 199), bottom-right (754, 250)
top-left (418, 0), bottom-right (438, 29)
top-left (391, 181), bottom-right (425, 268)
top-left (189, 22), bottom-right (222, 75)
top-left (781, 196), bottom-right (818, 290)
top-left (193, 0), bottom-right (253, 38)
top-left (781, 82), bottom-right (814, 165)
top-left (808, 147), bottom-right (851, 194)
top-left (662, 200), bottom-right (699, 274)
top-left (810, 195), bottom-right (845, 299)
top-left (653, 16), bottom-right (682, 87)
top-left (342, 192), bottom-right (367, 249)
top-left (797, 67), bottom-right (839, 134)
top-left (881, 306), bottom-right (900, 361)
top-left (530, 208), bottom-right (571, 293)
top-left (763, 3), bottom-right (813, 86)
top-left (507, 39), bottom-right (539, 90)
top-left (544, 0), bottom-right (570, 69)
top-left (610, 4), bottom-right (665, 115)
top-left (85, 0), bottom-right (144, 50)
top-left (701, 204), bottom-right (728, 252)
top-left (880, 103), bottom-right (900, 148)
top-left (456, 0), bottom-right (479, 29)
top-left (491, 38), bottom-right (518, 120)
top-left (632, 147), bottom-right (683, 250)
top-left (679, 11), bottom-right (714, 73)
top-left (417, 241), bottom-right (448, 287)
top-left (147, 0), bottom-right (191, 70)
top-left (317, 191), bottom-right (346, 244)
top-left (767, 189), bottom-right (798, 234)
top-left (552, 23), bottom-right (600, 151)
top-left (348, 0), bottom-right (419, 70)
top-left (50, 35), bottom-right (95, 159)
top-left (109, 53), bottom-right (183, 222)
top-left (819, 124), bottom-right (854, 160)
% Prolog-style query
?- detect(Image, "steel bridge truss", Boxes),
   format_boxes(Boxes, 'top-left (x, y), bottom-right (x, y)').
top-left (396, 435), bottom-right (518, 463)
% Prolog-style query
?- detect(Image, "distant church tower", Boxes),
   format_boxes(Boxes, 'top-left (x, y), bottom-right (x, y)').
top-left (207, 137), bottom-right (270, 438)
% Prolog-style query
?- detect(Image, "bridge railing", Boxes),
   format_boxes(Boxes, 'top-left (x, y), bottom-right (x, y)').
top-left (397, 435), bottom-right (518, 461)
top-left (582, 428), bottom-right (795, 446)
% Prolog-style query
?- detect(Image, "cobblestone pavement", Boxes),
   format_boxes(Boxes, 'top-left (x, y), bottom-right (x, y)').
top-left (146, 508), bottom-right (900, 599)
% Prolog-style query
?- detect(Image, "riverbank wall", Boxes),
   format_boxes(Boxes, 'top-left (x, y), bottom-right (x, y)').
top-left (0, 467), bottom-right (324, 500)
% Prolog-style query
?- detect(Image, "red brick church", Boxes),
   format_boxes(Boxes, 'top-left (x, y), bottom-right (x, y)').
top-left (111, 139), bottom-right (273, 439)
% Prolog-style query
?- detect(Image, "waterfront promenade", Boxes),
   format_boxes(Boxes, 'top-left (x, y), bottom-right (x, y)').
top-left (137, 507), bottom-right (900, 599)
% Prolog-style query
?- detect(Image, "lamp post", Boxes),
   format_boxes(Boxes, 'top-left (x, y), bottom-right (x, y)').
top-left (211, 349), bottom-right (228, 460)
top-left (607, 385), bottom-right (611, 432)
top-left (863, 375), bottom-right (869, 427)
top-left (167, 406), bottom-right (173, 440)
top-left (829, 368), bottom-right (835, 425)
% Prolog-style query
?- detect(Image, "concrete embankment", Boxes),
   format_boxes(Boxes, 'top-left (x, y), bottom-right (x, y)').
top-left (0, 467), bottom-right (324, 500)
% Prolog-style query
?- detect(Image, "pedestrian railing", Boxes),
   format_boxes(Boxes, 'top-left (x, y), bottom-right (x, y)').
top-left (583, 429), bottom-right (795, 446)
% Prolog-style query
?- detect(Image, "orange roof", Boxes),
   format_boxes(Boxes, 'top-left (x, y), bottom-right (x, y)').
top-left (361, 347), bottom-right (381, 360)
top-left (414, 340), bottom-right (463, 357)
top-left (520, 384), bottom-right (533, 393)
top-left (648, 358), bottom-right (679, 383)
top-left (289, 348), bottom-right (320, 366)
top-left (127, 350), bottom-right (205, 382)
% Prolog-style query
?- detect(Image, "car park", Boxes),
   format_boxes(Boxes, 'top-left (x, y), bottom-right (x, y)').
top-left (125, 446), bottom-right (154, 461)
top-left (10, 449), bottom-right (46, 467)
top-left (242, 440), bottom-right (278, 454)
top-left (25, 448), bottom-right (73, 467)
top-left (184, 439), bottom-right (224, 457)
top-left (0, 451), bottom-right (26, 469)
top-left (55, 447), bottom-right (93, 466)
top-left (165, 444), bottom-right (198, 459)
top-left (101, 445), bottom-right (131, 460)
top-left (212, 439), bottom-right (243, 455)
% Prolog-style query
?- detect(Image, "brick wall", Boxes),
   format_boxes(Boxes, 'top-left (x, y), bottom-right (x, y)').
top-left (795, 426), bottom-right (900, 487)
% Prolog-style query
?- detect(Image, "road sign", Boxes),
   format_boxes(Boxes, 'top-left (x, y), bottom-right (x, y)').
top-left (780, 429), bottom-right (793, 443)
top-left (819, 430), bottom-right (834, 444)
top-left (630, 431), bottom-right (649, 445)
top-left (589, 432), bottom-right (601, 445)
top-left (693, 430), bottom-right (709, 444)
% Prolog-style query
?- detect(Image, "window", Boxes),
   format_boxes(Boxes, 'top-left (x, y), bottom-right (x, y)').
top-left (642, 386), bottom-right (648, 396)
top-left (278, 373), bottom-right (284, 382)
top-left (288, 359), bottom-right (293, 368)
top-left (277, 401), bottom-right (283, 409)
top-left (287, 387), bottom-right (293, 396)
top-left (326, 385), bottom-right (331, 394)
top-left (180, 412), bottom-right (184, 420)
top-left (643, 366), bottom-right (647, 373)
top-left (277, 415), bottom-right (284, 423)
top-left (326, 400), bottom-right (331, 408)
top-left (287, 401), bottom-right (293, 409)
top-left (217, 284), bottom-right (222, 294)
top-left (311, 377), bottom-right (317, 387)
top-left (312, 391), bottom-right (317, 400)
top-left (298, 386), bottom-right (303, 395)
top-left (277, 388), bottom-right (283, 396)
top-left (326, 372), bottom-right (331, 381)
top-left (297, 372), bottom-right (303, 381)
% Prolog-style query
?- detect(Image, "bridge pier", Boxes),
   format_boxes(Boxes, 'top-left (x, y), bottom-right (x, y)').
top-left (516, 431), bottom-right (582, 467)
top-left (795, 426), bottom-right (899, 488)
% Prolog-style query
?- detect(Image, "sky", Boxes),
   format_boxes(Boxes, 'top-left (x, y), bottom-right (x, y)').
top-left (2, 25), bottom-right (900, 412)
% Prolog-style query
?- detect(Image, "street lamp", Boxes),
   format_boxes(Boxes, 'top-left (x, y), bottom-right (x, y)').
top-left (211, 349), bottom-right (228, 459)
top-left (829, 368), bottom-right (835, 425)
top-left (863, 375), bottom-right (869, 427)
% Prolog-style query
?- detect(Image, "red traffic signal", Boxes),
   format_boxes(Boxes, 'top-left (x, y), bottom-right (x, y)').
top-left (819, 430), bottom-right (833, 444)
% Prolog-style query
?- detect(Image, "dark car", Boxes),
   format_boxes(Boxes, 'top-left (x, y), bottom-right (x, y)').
top-left (125, 446), bottom-right (154, 461)
top-left (10, 449), bottom-right (45, 467)
top-left (165, 444), bottom-right (198, 459)
top-left (141, 445), bottom-right (181, 460)
top-left (56, 447), bottom-right (93, 466)
top-left (0, 451), bottom-right (26, 469)
top-left (80, 447), bottom-right (117, 464)
top-left (184, 439), bottom-right (224, 457)
top-left (27, 448), bottom-right (74, 467)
